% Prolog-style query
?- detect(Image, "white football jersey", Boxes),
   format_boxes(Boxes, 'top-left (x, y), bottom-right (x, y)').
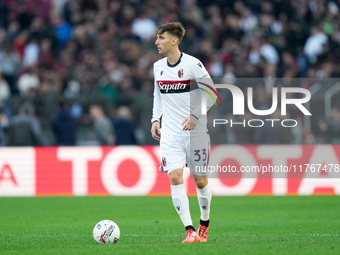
top-left (152, 52), bottom-right (214, 137)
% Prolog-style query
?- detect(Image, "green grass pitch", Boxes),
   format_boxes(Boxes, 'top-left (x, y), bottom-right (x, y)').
top-left (0, 196), bottom-right (339, 255)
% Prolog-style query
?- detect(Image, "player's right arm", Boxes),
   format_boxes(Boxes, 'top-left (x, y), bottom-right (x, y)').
top-left (151, 121), bottom-right (160, 141)
top-left (151, 64), bottom-right (162, 141)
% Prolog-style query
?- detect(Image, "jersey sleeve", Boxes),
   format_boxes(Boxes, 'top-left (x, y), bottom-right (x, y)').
top-left (191, 60), bottom-right (210, 79)
top-left (151, 65), bottom-right (163, 123)
top-left (191, 60), bottom-right (217, 119)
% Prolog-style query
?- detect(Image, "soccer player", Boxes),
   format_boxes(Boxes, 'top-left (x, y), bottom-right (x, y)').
top-left (151, 22), bottom-right (215, 243)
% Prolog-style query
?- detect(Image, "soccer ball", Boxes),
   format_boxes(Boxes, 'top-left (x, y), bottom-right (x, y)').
top-left (93, 220), bottom-right (120, 244)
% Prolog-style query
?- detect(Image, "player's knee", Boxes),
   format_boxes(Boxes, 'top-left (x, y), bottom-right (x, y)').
top-left (170, 175), bottom-right (181, 185)
top-left (169, 171), bottom-right (183, 185)
top-left (195, 178), bottom-right (207, 189)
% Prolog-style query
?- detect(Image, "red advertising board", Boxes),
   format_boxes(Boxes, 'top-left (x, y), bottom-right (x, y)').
top-left (0, 145), bottom-right (339, 196)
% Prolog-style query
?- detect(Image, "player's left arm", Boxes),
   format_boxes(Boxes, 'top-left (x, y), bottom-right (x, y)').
top-left (192, 61), bottom-right (217, 117)
top-left (182, 114), bottom-right (198, 131)
top-left (182, 60), bottom-right (216, 131)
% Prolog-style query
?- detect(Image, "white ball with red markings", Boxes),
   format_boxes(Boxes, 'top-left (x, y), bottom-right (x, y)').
top-left (93, 220), bottom-right (120, 244)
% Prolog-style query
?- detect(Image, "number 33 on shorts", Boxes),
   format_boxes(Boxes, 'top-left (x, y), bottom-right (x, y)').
top-left (193, 149), bottom-right (208, 162)
top-left (190, 134), bottom-right (210, 175)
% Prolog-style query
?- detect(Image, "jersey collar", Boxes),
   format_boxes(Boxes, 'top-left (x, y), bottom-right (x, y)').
top-left (167, 52), bottom-right (183, 67)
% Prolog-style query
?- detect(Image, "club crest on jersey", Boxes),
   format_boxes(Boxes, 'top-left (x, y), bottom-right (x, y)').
top-left (178, 68), bottom-right (184, 78)
top-left (162, 157), bottom-right (167, 167)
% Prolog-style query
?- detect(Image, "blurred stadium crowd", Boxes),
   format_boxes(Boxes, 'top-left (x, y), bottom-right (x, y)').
top-left (0, 0), bottom-right (340, 146)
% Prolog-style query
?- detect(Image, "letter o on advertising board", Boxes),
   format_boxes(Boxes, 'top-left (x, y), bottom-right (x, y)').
top-left (101, 147), bottom-right (157, 195)
top-left (208, 145), bottom-right (257, 195)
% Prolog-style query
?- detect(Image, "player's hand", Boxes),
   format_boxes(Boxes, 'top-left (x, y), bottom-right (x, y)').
top-left (0, 114), bottom-right (8, 126)
top-left (151, 121), bottom-right (161, 141)
top-left (182, 115), bottom-right (198, 131)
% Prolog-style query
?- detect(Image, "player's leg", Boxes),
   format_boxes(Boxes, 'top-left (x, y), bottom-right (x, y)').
top-left (194, 175), bottom-right (211, 242)
top-left (169, 168), bottom-right (192, 227)
top-left (160, 134), bottom-right (199, 243)
top-left (189, 133), bottom-right (212, 242)
top-left (169, 168), bottom-right (199, 243)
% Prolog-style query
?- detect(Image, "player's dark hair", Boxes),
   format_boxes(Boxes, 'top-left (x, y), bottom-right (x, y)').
top-left (156, 21), bottom-right (185, 42)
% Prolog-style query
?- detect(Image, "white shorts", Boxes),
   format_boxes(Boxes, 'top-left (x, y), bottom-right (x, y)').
top-left (159, 133), bottom-right (210, 176)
